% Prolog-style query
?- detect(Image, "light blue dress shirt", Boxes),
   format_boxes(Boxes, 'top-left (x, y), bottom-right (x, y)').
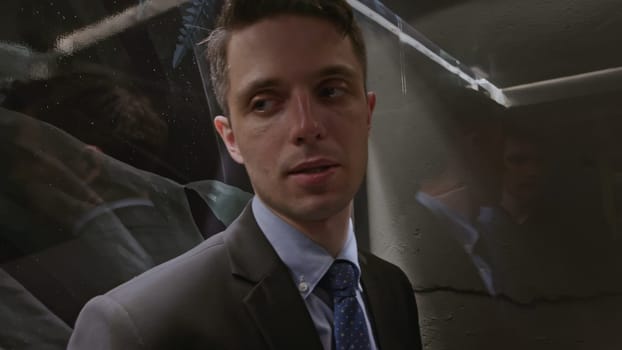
top-left (415, 191), bottom-right (496, 295)
top-left (252, 197), bottom-right (378, 350)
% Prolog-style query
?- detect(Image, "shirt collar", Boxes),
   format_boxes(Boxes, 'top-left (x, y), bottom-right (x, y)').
top-left (252, 196), bottom-right (360, 299)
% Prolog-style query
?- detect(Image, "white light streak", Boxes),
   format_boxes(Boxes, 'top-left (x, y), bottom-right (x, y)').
top-left (347, 0), bottom-right (509, 107)
top-left (55, 0), bottom-right (189, 55)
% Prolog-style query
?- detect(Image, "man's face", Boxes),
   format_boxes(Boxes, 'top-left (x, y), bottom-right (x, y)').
top-left (215, 15), bottom-right (375, 225)
top-left (503, 136), bottom-right (543, 205)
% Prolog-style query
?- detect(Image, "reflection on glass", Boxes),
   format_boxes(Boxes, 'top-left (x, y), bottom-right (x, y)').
top-left (1, 0), bottom-right (621, 349)
top-left (6, 72), bottom-right (169, 172)
top-left (0, 0), bottom-right (249, 348)
top-left (362, 0), bottom-right (622, 346)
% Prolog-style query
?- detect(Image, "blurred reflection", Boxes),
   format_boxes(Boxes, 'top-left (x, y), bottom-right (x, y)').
top-left (500, 129), bottom-right (545, 224)
top-left (0, 90), bottom-right (250, 348)
top-left (477, 124), bottom-right (553, 300)
top-left (0, 269), bottom-right (71, 349)
top-left (482, 118), bottom-right (621, 300)
top-left (411, 92), bottom-right (621, 301)
top-left (414, 92), bottom-right (504, 294)
top-left (5, 72), bottom-right (169, 173)
top-left (352, 0), bottom-right (622, 348)
top-left (0, 0), bottom-right (244, 348)
top-left (0, 103), bottom-right (205, 330)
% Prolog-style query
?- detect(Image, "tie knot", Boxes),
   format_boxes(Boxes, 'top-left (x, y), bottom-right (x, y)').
top-left (321, 260), bottom-right (358, 296)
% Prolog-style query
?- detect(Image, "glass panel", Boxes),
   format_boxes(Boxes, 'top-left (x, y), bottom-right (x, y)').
top-left (0, 1), bottom-right (250, 347)
top-left (358, 0), bottom-right (622, 349)
top-left (2, 0), bottom-right (621, 348)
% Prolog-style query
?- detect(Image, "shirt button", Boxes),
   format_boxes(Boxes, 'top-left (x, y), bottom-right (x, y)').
top-left (298, 282), bottom-right (309, 293)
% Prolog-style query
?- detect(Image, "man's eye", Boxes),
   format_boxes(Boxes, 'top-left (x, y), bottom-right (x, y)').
top-left (251, 99), bottom-right (275, 112)
top-left (319, 86), bottom-right (346, 99)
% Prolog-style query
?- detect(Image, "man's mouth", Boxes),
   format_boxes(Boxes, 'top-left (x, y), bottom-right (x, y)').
top-left (291, 165), bottom-right (335, 174)
top-left (288, 159), bottom-right (338, 175)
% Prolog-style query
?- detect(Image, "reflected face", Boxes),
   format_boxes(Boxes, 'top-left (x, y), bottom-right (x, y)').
top-left (216, 15), bottom-right (374, 224)
top-left (503, 136), bottom-right (543, 204)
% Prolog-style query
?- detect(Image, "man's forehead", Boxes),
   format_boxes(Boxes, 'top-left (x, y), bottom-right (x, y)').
top-left (227, 14), bottom-right (343, 48)
top-left (226, 15), bottom-right (361, 77)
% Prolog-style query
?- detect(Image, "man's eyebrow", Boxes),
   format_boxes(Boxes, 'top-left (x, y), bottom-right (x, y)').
top-left (315, 64), bottom-right (358, 80)
top-left (235, 78), bottom-right (280, 105)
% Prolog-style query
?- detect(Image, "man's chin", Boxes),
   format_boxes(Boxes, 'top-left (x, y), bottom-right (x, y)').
top-left (284, 197), bottom-right (351, 223)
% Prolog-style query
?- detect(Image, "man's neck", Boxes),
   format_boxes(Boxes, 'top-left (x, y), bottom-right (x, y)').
top-left (500, 191), bottom-right (530, 224)
top-left (272, 203), bottom-right (352, 258)
top-left (420, 179), bottom-right (479, 221)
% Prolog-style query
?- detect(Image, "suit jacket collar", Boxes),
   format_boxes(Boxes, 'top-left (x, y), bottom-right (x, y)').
top-left (224, 204), bottom-right (323, 350)
top-left (359, 253), bottom-right (389, 350)
top-left (360, 251), bottom-right (418, 350)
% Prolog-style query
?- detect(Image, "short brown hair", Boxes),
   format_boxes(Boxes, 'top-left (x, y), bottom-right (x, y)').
top-left (204, 0), bottom-right (367, 115)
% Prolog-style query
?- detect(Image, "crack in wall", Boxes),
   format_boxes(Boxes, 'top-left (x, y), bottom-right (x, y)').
top-left (415, 286), bottom-right (622, 306)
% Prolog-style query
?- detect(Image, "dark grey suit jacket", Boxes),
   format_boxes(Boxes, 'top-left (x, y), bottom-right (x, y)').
top-left (68, 204), bottom-right (422, 349)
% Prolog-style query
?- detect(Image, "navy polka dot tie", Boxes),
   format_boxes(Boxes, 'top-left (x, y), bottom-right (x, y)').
top-left (321, 260), bottom-right (372, 350)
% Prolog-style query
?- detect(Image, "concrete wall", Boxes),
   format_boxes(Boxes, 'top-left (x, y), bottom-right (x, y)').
top-left (360, 12), bottom-right (622, 349)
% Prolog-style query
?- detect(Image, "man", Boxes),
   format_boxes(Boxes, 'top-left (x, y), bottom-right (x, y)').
top-left (68, 1), bottom-right (421, 349)
top-left (500, 130), bottom-right (545, 224)
top-left (413, 90), bottom-right (504, 295)
top-left (0, 107), bottom-right (203, 326)
top-left (0, 106), bottom-right (248, 348)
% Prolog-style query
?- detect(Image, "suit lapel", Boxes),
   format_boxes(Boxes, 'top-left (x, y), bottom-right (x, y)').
top-left (244, 265), bottom-right (323, 350)
top-left (359, 253), bottom-right (393, 350)
top-left (224, 204), bottom-right (322, 350)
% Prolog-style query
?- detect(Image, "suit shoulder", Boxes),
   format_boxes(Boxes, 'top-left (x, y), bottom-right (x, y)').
top-left (106, 231), bottom-right (229, 299)
top-left (68, 294), bottom-right (145, 349)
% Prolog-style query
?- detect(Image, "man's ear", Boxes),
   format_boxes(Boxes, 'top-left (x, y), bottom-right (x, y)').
top-left (213, 116), bottom-right (244, 164)
top-left (366, 91), bottom-right (376, 133)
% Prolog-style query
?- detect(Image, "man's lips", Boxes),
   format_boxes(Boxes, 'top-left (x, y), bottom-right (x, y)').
top-left (287, 159), bottom-right (339, 175)
top-left (287, 159), bottom-right (339, 186)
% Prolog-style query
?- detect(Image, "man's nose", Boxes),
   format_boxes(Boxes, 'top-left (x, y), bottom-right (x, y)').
top-left (288, 91), bottom-right (326, 145)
